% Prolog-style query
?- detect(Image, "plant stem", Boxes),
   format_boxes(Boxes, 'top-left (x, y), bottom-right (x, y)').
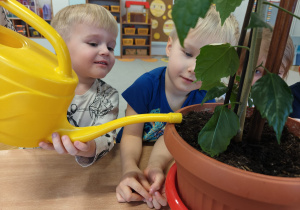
top-left (232, 46), bottom-right (250, 50)
top-left (236, 0), bottom-right (265, 142)
top-left (223, 0), bottom-right (255, 106)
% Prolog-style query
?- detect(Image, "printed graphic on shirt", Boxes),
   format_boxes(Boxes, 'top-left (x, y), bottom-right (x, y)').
top-left (67, 80), bottom-right (116, 127)
top-left (143, 108), bottom-right (166, 142)
top-left (89, 83), bottom-right (114, 124)
top-left (67, 104), bottom-right (80, 127)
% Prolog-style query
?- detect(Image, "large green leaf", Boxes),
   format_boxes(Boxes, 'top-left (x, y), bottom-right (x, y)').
top-left (251, 72), bottom-right (293, 142)
top-left (213, 0), bottom-right (243, 25)
top-left (195, 44), bottom-right (239, 83)
top-left (246, 13), bottom-right (273, 30)
top-left (172, 0), bottom-right (212, 46)
top-left (198, 106), bottom-right (240, 157)
top-left (201, 84), bottom-right (228, 104)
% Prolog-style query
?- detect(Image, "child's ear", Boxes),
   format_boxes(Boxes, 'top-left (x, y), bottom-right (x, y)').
top-left (166, 36), bottom-right (173, 57)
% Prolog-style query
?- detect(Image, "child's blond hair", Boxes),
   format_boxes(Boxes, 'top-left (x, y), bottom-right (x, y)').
top-left (259, 28), bottom-right (294, 78)
top-left (170, 5), bottom-right (240, 46)
top-left (51, 4), bottom-right (118, 41)
top-left (239, 28), bottom-right (294, 79)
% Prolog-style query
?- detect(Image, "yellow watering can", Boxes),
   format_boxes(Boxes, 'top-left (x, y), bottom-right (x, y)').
top-left (0, 0), bottom-right (182, 147)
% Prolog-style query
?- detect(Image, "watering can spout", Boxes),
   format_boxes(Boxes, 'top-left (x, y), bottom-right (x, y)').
top-left (54, 113), bottom-right (182, 143)
top-left (0, 113), bottom-right (182, 147)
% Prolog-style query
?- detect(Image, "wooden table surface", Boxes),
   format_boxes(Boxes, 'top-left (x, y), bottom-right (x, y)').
top-left (0, 144), bottom-right (170, 209)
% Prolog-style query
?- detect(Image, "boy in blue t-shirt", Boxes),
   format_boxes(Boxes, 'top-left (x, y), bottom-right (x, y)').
top-left (116, 6), bottom-right (240, 209)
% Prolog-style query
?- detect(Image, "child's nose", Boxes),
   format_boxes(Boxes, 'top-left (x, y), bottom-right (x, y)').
top-left (98, 44), bottom-right (110, 55)
top-left (188, 61), bottom-right (196, 73)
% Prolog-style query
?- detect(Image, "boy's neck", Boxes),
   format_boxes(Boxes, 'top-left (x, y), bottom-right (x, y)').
top-left (165, 83), bottom-right (189, 112)
top-left (166, 93), bottom-right (188, 112)
top-left (75, 79), bottom-right (96, 95)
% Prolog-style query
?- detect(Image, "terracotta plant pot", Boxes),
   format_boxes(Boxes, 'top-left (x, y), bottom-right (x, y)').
top-left (164, 103), bottom-right (300, 210)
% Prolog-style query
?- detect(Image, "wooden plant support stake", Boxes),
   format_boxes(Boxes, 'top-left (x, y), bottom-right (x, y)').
top-left (248, 0), bottom-right (297, 142)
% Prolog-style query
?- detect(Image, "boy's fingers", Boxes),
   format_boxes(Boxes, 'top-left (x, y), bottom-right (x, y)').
top-left (38, 142), bottom-right (54, 150)
top-left (116, 192), bottom-right (126, 202)
top-left (149, 174), bottom-right (165, 194)
top-left (61, 135), bottom-right (79, 156)
top-left (116, 185), bottom-right (144, 202)
top-left (74, 141), bottom-right (90, 152)
top-left (154, 191), bottom-right (168, 207)
top-left (128, 181), bottom-right (152, 202)
top-left (52, 133), bottom-right (68, 154)
top-left (145, 199), bottom-right (154, 209)
top-left (152, 196), bottom-right (161, 209)
top-left (138, 174), bottom-right (151, 191)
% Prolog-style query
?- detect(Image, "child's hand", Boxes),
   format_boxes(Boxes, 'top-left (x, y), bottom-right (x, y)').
top-left (116, 168), bottom-right (152, 203)
top-left (144, 165), bottom-right (168, 209)
top-left (39, 132), bottom-right (96, 157)
top-left (144, 165), bottom-right (165, 194)
top-left (151, 189), bottom-right (167, 209)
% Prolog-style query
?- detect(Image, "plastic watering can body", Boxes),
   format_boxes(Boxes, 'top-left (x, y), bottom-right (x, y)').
top-left (0, 0), bottom-right (77, 147)
top-left (0, 0), bottom-right (182, 147)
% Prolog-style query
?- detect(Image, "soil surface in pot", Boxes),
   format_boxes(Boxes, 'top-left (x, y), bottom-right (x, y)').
top-left (175, 111), bottom-right (300, 177)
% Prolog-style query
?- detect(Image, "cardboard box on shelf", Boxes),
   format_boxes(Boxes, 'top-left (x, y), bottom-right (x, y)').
top-left (137, 49), bottom-right (147, 55)
top-left (125, 49), bottom-right (137, 55)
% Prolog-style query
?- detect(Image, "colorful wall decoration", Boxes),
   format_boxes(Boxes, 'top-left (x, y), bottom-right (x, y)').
top-left (147, 0), bottom-right (173, 42)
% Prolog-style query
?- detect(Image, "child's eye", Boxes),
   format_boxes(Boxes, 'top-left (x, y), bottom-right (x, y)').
top-left (255, 69), bottom-right (262, 75)
top-left (88, 43), bottom-right (98, 47)
top-left (184, 51), bottom-right (193, 57)
top-left (108, 47), bottom-right (114, 52)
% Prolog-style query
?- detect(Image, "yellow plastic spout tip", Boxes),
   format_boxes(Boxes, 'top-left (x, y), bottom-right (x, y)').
top-left (168, 113), bottom-right (182, 123)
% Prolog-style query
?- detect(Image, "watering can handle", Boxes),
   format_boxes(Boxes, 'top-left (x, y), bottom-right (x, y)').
top-left (0, 0), bottom-right (72, 78)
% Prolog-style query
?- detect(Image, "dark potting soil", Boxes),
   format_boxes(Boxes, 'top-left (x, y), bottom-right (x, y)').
top-left (175, 111), bottom-right (300, 177)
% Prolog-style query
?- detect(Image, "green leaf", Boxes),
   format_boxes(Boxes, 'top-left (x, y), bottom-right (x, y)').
top-left (172, 0), bottom-right (212, 46)
top-left (213, 0), bottom-right (243, 25)
top-left (195, 44), bottom-right (239, 83)
top-left (246, 13), bottom-right (273, 30)
top-left (198, 106), bottom-right (239, 157)
top-left (251, 73), bottom-right (293, 142)
top-left (201, 84), bottom-right (228, 104)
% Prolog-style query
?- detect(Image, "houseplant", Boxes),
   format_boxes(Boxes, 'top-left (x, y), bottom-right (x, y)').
top-left (164, 0), bottom-right (300, 209)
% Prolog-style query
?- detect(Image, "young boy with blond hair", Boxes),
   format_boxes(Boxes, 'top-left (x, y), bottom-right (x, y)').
top-left (116, 6), bottom-right (240, 209)
top-left (39, 4), bottom-right (119, 167)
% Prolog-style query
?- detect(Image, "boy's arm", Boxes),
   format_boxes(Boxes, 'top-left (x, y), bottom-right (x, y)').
top-left (145, 136), bottom-right (173, 194)
top-left (141, 136), bottom-right (173, 208)
top-left (116, 105), bottom-right (152, 202)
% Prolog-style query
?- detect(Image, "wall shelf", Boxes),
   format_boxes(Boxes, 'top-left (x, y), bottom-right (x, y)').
top-left (86, 0), bottom-right (121, 23)
top-left (121, 16), bottom-right (152, 58)
top-left (8, 0), bottom-right (53, 38)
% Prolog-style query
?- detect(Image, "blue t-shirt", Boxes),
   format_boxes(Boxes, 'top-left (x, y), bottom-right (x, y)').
top-left (290, 82), bottom-right (300, 118)
top-left (116, 66), bottom-right (215, 142)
